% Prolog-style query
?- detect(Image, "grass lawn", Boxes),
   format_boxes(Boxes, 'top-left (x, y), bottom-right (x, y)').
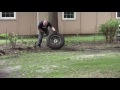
top-left (0, 51), bottom-right (120, 78)
top-left (0, 34), bottom-right (120, 78)
top-left (65, 34), bottom-right (104, 43)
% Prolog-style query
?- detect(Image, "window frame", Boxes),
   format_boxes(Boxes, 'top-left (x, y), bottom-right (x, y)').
top-left (0, 12), bottom-right (16, 20)
top-left (116, 12), bottom-right (120, 19)
top-left (62, 12), bottom-right (76, 20)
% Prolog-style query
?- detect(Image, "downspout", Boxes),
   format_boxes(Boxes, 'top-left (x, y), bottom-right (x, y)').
top-left (80, 12), bottom-right (81, 34)
top-left (96, 12), bottom-right (97, 34)
top-left (111, 12), bottom-right (112, 19)
top-left (37, 12), bottom-right (39, 34)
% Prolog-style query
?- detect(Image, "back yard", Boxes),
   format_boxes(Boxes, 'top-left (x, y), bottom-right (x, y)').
top-left (0, 34), bottom-right (120, 78)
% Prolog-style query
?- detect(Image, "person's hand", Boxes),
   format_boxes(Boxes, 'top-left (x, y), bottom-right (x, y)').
top-left (52, 27), bottom-right (55, 31)
top-left (53, 30), bottom-right (57, 34)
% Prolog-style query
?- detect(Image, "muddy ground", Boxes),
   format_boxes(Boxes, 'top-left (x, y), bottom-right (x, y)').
top-left (0, 40), bottom-right (120, 56)
top-left (0, 40), bottom-right (120, 78)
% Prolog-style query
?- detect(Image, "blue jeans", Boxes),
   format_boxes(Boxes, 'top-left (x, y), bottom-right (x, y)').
top-left (38, 30), bottom-right (49, 46)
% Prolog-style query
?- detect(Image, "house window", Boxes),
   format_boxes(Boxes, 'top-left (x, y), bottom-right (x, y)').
top-left (116, 12), bottom-right (120, 19)
top-left (62, 12), bottom-right (76, 20)
top-left (0, 12), bottom-right (16, 19)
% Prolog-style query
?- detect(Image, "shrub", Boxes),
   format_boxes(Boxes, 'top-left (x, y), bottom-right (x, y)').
top-left (99, 19), bottom-right (120, 43)
top-left (0, 33), bottom-right (8, 39)
top-left (8, 32), bottom-right (18, 48)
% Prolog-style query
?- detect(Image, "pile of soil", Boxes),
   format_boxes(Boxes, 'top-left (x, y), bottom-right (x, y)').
top-left (0, 40), bottom-right (120, 56)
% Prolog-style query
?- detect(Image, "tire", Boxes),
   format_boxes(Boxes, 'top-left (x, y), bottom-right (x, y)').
top-left (46, 32), bottom-right (65, 49)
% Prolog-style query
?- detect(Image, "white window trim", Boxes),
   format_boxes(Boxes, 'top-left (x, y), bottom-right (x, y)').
top-left (0, 12), bottom-right (16, 20)
top-left (116, 12), bottom-right (120, 19)
top-left (62, 12), bottom-right (76, 20)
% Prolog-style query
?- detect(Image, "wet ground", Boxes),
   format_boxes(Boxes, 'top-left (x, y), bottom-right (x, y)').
top-left (0, 40), bottom-right (120, 55)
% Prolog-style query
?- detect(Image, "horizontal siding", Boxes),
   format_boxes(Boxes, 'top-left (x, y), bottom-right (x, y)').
top-left (58, 12), bottom-right (113, 34)
top-left (0, 12), bottom-right (116, 35)
top-left (0, 20), bottom-right (17, 34)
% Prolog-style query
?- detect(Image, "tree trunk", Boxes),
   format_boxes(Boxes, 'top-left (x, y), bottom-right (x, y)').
top-left (48, 12), bottom-right (59, 32)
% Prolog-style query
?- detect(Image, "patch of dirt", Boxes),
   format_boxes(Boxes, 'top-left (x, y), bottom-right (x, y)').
top-left (2, 65), bottom-right (21, 73)
top-left (1, 40), bottom-right (120, 78)
top-left (0, 40), bottom-right (120, 56)
top-left (0, 72), bottom-right (9, 78)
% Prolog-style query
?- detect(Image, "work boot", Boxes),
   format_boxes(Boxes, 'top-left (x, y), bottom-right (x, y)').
top-left (37, 44), bottom-right (41, 48)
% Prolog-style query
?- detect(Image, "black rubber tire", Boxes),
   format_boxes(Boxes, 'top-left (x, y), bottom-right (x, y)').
top-left (46, 32), bottom-right (65, 49)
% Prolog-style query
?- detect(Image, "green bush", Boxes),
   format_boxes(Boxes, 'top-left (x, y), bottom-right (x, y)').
top-left (8, 32), bottom-right (18, 48)
top-left (0, 33), bottom-right (8, 39)
top-left (99, 19), bottom-right (120, 43)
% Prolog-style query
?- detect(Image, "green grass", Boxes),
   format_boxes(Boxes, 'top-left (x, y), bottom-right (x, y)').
top-left (1, 34), bottom-right (119, 78)
top-left (0, 51), bottom-right (120, 78)
top-left (65, 34), bottom-right (104, 43)
top-left (0, 40), bottom-right (7, 44)
top-left (0, 34), bottom-right (104, 44)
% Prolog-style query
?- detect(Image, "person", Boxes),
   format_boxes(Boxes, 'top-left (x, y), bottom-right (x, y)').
top-left (37, 20), bottom-right (56, 47)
